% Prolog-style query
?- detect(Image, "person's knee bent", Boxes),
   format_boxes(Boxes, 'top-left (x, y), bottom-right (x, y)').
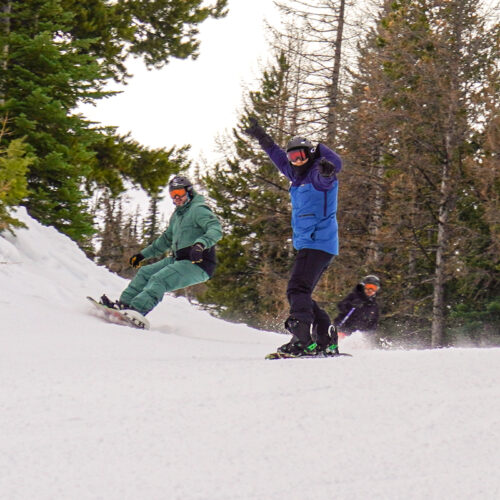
top-left (144, 272), bottom-right (170, 299)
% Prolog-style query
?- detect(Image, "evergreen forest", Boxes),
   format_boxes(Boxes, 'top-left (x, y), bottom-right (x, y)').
top-left (1, 0), bottom-right (498, 348)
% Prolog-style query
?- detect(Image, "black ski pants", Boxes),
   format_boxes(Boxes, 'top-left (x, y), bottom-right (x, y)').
top-left (286, 248), bottom-right (333, 343)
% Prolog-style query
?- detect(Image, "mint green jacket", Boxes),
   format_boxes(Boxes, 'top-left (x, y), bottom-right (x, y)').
top-left (141, 192), bottom-right (222, 260)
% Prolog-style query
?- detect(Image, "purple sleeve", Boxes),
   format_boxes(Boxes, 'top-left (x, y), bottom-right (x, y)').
top-left (262, 142), bottom-right (295, 181)
top-left (311, 143), bottom-right (342, 191)
top-left (318, 144), bottom-right (342, 174)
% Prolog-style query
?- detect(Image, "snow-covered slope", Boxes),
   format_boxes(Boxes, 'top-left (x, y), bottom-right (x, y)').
top-left (1, 209), bottom-right (499, 500)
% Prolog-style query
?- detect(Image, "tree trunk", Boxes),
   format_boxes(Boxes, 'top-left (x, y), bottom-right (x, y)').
top-left (367, 152), bottom-right (384, 266)
top-left (431, 134), bottom-right (453, 348)
top-left (325, 0), bottom-right (346, 145)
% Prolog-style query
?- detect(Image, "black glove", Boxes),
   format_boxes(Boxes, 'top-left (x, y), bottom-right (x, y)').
top-left (129, 253), bottom-right (145, 268)
top-left (189, 243), bottom-right (205, 263)
top-left (244, 117), bottom-right (274, 149)
top-left (245, 117), bottom-right (266, 139)
top-left (318, 158), bottom-right (336, 177)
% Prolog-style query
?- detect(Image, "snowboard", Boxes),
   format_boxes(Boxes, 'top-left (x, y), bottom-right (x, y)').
top-left (86, 296), bottom-right (150, 330)
top-left (265, 351), bottom-right (352, 360)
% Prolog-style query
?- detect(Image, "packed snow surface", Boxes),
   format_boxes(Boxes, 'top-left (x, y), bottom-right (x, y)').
top-left (1, 209), bottom-right (499, 500)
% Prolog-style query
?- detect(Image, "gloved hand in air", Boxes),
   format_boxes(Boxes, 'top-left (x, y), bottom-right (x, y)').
top-left (129, 253), bottom-right (145, 268)
top-left (189, 243), bottom-right (205, 263)
top-left (245, 117), bottom-right (266, 139)
top-left (318, 158), bottom-right (336, 177)
top-left (244, 117), bottom-right (273, 148)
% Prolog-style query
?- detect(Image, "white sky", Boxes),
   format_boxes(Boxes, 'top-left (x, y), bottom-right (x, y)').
top-left (79, 0), bottom-right (280, 165)
top-left (2, 207), bottom-right (500, 500)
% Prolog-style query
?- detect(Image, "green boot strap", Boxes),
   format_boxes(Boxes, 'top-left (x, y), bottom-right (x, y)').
top-left (306, 342), bottom-right (318, 352)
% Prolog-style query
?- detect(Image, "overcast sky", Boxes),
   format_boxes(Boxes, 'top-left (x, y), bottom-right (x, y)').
top-left (79, 1), bottom-right (280, 170)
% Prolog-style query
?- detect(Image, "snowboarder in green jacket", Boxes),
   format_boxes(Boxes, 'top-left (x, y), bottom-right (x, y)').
top-left (100, 176), bottom-right (222, 319)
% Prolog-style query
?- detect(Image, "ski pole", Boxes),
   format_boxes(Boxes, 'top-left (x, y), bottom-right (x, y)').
top-left (338, 307), bottom-right (356, 327)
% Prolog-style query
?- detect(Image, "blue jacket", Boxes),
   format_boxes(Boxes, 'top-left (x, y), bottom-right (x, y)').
top-left (262, 141), bottom-right (342, 255)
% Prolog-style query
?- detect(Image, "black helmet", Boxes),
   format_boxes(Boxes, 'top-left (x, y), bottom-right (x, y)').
top-left (361, 275), bottom-right (381, 288)
top-left (286, 136), bottom-right (313, 152)
top-left (169, 175), bottom-right (193, 195)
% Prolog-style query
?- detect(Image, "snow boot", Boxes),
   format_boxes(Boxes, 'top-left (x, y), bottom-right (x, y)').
top-left (328, 324), bottom-right (339, 345)
top-left (323, 343), bottom-right (340, 356)
top-left (324, 324), bottom-right (340, 355)
top-left (317, 325), bottom-right (340, 356)
top-left (284, 317), bottom-right (313, 342)
top-left (99, 294), bottom-right (128, 310)
top-left (277, 339), bottom-right (318, 357)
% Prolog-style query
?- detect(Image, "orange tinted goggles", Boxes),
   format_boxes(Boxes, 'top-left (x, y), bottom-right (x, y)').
top-left (364, 284), bottom-right (379, 292)
top-left (169, 188), bottom-right (187, 198)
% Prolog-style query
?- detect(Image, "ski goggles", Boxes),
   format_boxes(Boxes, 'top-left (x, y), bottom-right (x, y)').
top-left (364, 283), bottom-right (379, 292)
top-left (287, 148), bottom-right (308, 163)
top-left (169, 188), bottom-right (187, 198)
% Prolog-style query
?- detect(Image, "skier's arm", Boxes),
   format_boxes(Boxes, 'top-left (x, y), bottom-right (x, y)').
top-left (245, 118), bottom-right (294, 180)
top-left (264, 143), bottom-right (295, 181)
top-left (337, 292), bottom-right (356, 315)
top-left (141, 224), bottom-right (174, 259)
top-left (193, 206), bottom-right (223, 249)
top-left (318, 144), bottom-right (342, 175)
top-left (311, 144), bottom-right (343, 190)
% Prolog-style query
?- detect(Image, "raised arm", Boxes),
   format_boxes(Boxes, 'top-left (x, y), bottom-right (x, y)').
top-left (245, 118), bottom-right (295, 181)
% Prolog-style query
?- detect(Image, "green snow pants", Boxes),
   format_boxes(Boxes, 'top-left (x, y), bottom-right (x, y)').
top-left (119, 257), bottom-right (210, 315)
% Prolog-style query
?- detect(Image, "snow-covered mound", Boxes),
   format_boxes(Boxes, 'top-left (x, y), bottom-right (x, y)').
top-left (0, 208), bottom-right (279, 350)
top-left (1, 208), bottom-right (499, 500)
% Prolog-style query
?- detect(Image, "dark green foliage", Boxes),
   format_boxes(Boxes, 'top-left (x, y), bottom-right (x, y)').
top-left (95, 192), bottom-right (144, 278)
top-left (0, 135), bottom-right (31, 231)
top-left (448, 300), bottom-right (500, 346)
top-left (0, 0), bottom-right (226, 244)
top-left (88, 131), bottom-right (191, 198)
top-left (60, 0), bottom-right (228, 80)
top-left (1, 0), bottom-right (109, 241)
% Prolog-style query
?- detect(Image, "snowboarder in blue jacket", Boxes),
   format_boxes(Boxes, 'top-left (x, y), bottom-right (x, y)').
top-left (245, 118), bottom-right (342, 356)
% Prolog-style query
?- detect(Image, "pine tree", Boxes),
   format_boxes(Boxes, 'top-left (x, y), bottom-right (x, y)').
top-left (449, 56), bottom-right (500, 343)
top-left (0, 0), bottom-right (226, 244)
top-left (96, 191), bottom-right (143, 277)
top-left (200, 52), bottom-right (302, 329)
top-left (341, 0), bottom-right (500, 346)
top-left (0, 126), bottom-right (31, 231)
top-left (120, 207), bottom-right (144, 279)
top-left (60, 0), bottom-right (228, 81)
top-left (96, 192), bottom-right (123, 273)
top-left (143, 194), bottom-right (163, 245)
top-left (0, 0), bottom-right (110, 242)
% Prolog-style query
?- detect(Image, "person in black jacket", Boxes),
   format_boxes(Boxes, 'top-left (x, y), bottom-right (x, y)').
top-left (334, 275), bottom-right (380, 335)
